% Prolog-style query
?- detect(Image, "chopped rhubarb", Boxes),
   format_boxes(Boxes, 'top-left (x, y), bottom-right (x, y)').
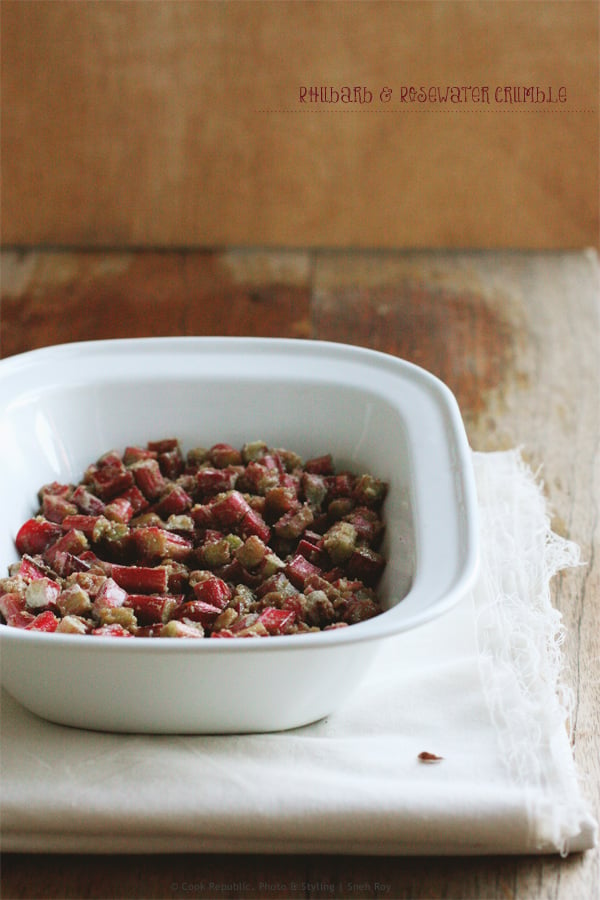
top-left (104, 496), bottom-right (134, 524)
top-left (131, 458), bottom-right (166, 500)
top-left (16, 517), bottom-right (63, 556)
top-left (196, 466), bottom-right (239, 497)
top-left (209, 491), bottom-right (251, 528)
top-left (25, 610), bottom-right (59, 632)
top-left (94, 577), bottom-right (127, 609)
top-left (89, 464), bottom-right (134, 501)
top-left (42, 493), bottom-right (78, 523)
top-left (4, 438), bottom-right (388, 638)
top-left (124, 594), bottom-right (180, 625)
top-left (209, 442), bottom-right (243, 468)
top-left (92, 623), bottom-right (134, 637)
top-left (257, 607), bottom-right (296, 635)
top-left (131, 527), bottom-right (193, 562)
top-left (285, 553), bottom-right (322, 589)
top-left (239, 508), bottom-right (271, 543)
top-left (111, 563), bottom-right (169, 594)
top-left (25, 577), bottom-right (61, 610)
top-left (172, 600), bottom-right (221, 628)
top-left (191, 574), bottom-right (232, 610)
top-left (304, 454), bottom-right (334, 475)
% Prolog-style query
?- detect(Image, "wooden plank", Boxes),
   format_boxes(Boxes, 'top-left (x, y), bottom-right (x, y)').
top-left (2, 1), bottom-right (598, 249)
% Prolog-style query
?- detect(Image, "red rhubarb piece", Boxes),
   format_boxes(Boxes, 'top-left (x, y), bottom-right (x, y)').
top-left (43, 529), bottom-right (89, 567)
top-left (17, 555), bottom-right (48, 582)
top-left (154, 485), bottom-right (192, 518)
top-left (131, 458), bottom-right (166, 500)
top-left (94, 577), bottom-right (128, 609)
top-left (25, 610), bottom-right (59, 632)
top-left (147, 438), bottom-right (180, 454)
top-left (124, 594), bottom-right (180, 625)
top-left (92, 624), bottom-right (134, 637)
top-left (209, 490), bottom-right (251, 528)
top-left (117, 485), bottom-right (150, 514)
top-left (208, 443), bottom-right (242, 468)
top-left (257, 607), bottom-right (296, 635)
top-left (111, 563), bottom-right (169, 594)
top-left (239, 508), bottom-right (271, 543)
top-left (196, 466), bottom-right (239, 497)
top-left (89, 464), bottom-right (134, 501)
top-left (0, 593), bottom-right (35, 628)
top-left (71, 485), bottom-right (106, 515)
top-left (16, 518), bottom-right (63, 556)
top-left (173, 599), bottom-right (222, 627)
top-left (25, 576), bottom-right (61, 610)
top-left (285, 553), bottom-right (322, 589)
top-left (104, 496), bottom-right (134, 524)
top-left (60, 515), bottom-right (103, 538)
top-left (273, 504), bottom-right (314, 540)
top-left (347, 547), bottom-right (385, 585)
top-left (304, 454), bottom-right (334, 475)
top-left (131, 527), bottom-right (193, 562)
top-left (42, 493), bottom-right (78, 524)
top-left (192, 575), bottom-right (232, 609)
top-left (123, 445), bottom-right (157, 465)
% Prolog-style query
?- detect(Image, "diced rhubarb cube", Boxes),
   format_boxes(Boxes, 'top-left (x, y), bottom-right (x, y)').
top-left (301, 473), bottom-right (328, 507)
top-left (123, 445), bottom-right (157, 465)
top-left (147, 438), bottom-right (180, 454)
top-left (208, 490), bottom-right (251, 528)
top-left (297, 539), bottom-right (324, 565)
top-left (25, 577), bottom-right (61, 610)
top-left (285, 553), bottom-right (322, 589)
top-left (94, 577), bottom-right (127, 609)
top-left (154, 485), bottom-right (192, 518)
top-left (17, 555), bottom-right (48, 582)
top-left (0, 593), bottom-right (35, 628)
top-left (117, 485), bottom-right (149, 514)
top-left (25, 610), bottom-right (59, 632)
top-left (239, 460), bottom-right (280, 495)
top-left (239, 508), bottom-right (271, 543)
top-left (159, 620), bottom-right (204, 638)
top-left (208, 443), bottom-right (242, 468)
top-left (89, 464), bottom-right (134, 501)
top-left (104, 496), bottom-right (134, 523)
top-left (172, 600), bottom-right (222, 628)
top-left (97, 449), bottom-right (125, 468)
top-left (71, 484), bottom-right (106, 515)
top-left (191, 575), bottom-right (232, 610)
top-left (273, 504), bottom-right (314, 540)
top-left (43, 529), bottom-right (89, 567)
top-left (15, 517), bottom-right (63, 556)
top-left (111, 563), bottom-right (169, 594)
top-left (157, 449), bottom-right (184, 480)
top-left (343, 507), bottom-right (385, 546)
top-left (92, 623), bottom-right (135, 637)
top-left (42, 493), bottom-right (78, 524)
top-left (61, 514), bottom-right (104, 538)
top-left (347, 546), bottom-right (386, 585)
top-left (57, 584), bottom-right (93, 617)
top-left (124, 594), bottom-right (180, 625)
top-left (264, 486), bottom-right (299, 520)
top-left (131, 458), bottom-right (166, 500)
top-left (196, 466), bottom-right (239, 497)
top-left (352, 473), bottom-right (388, 507)
top-left (257, 607), bottom-right (296, 635)
top-left (131, 527), bottom-right (193, 562)
top-left (304, 454), bottom-right (334, 475)
top-left (210, 628), bottom-right (235, 638)
top-left (190, 503), bottom-right (214, 530)
top-left (38, 481), bottom-right (72, 500)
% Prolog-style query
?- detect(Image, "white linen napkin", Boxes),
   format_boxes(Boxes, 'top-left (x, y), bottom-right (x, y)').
top-left (0, 450), bottom-right (597, 855)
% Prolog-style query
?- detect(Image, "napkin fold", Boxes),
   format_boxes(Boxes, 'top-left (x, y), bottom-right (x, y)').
top-left (1, 450), bottom-right (597, 855)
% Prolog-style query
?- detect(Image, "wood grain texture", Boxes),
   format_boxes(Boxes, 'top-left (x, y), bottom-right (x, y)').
top-left (0, 248), bottom-right (598, 899)
top-left (2, 1), bottom-right (598, 249)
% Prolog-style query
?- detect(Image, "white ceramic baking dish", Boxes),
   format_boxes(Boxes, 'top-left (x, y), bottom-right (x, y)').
top-left (0, 337), bottom-right (479, 733)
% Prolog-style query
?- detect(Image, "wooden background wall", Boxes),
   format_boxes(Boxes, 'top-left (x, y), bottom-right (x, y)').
top-left (2, 0), bottom-right (598, 249)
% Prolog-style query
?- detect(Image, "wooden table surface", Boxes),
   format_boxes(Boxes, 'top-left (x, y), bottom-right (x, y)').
top-left (1, 248), bottom-right (598, 899)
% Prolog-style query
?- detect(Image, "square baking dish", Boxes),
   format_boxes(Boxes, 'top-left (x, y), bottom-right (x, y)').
top-left (0, 337), bottom-right (479, 733)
